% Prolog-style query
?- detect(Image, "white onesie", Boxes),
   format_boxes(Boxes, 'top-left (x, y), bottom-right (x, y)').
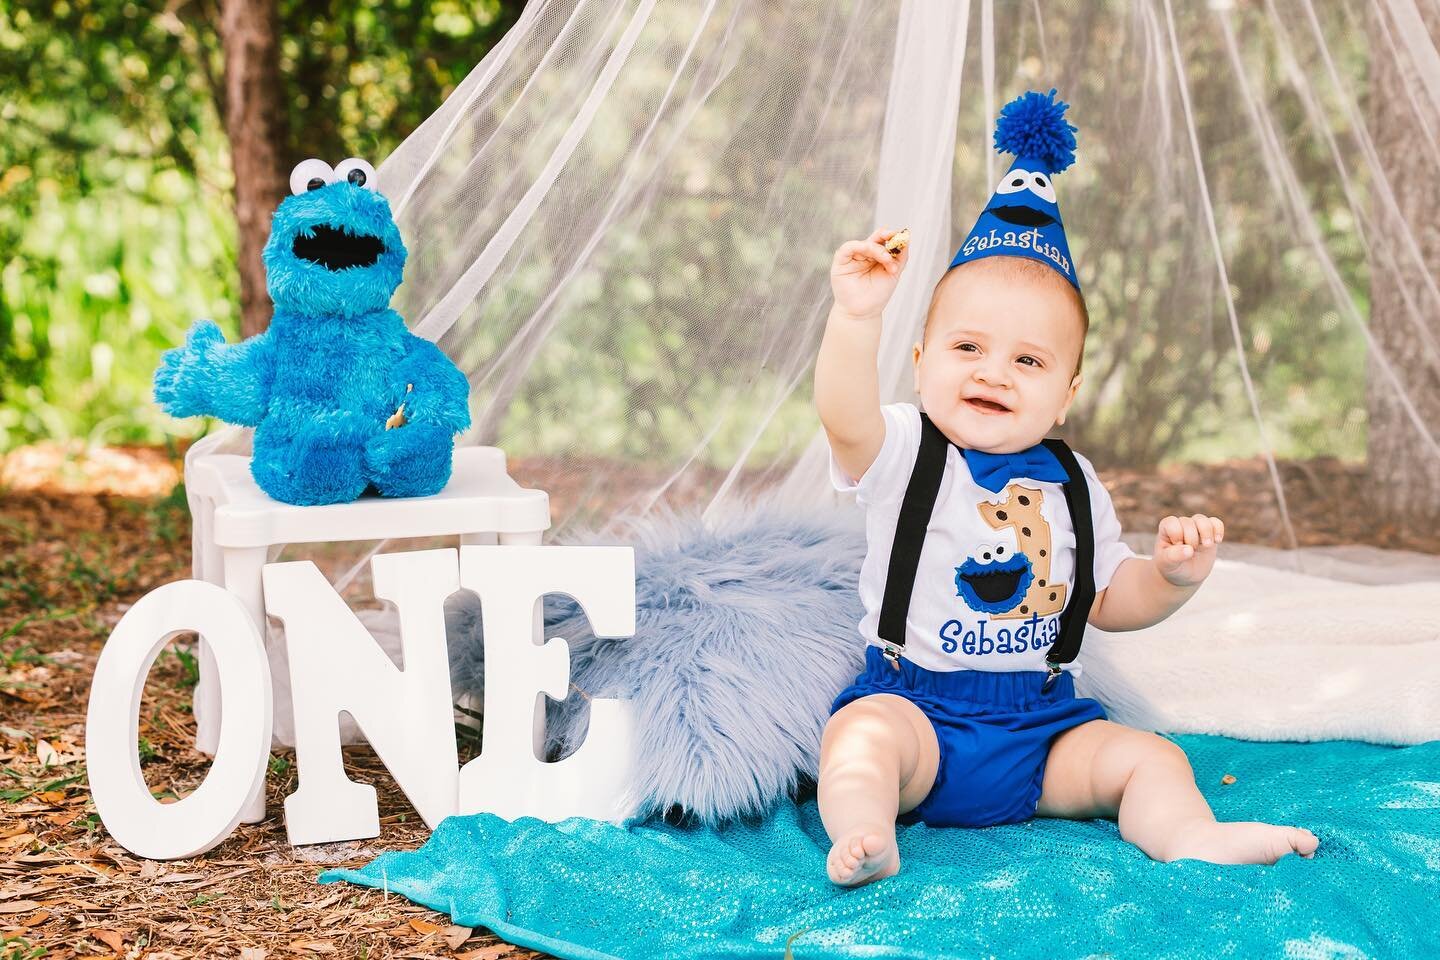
top-left (828, 402), bottom-right (1135, 676)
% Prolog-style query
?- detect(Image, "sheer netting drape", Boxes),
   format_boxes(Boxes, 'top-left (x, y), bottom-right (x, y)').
top-left (189, 0), bottom-right (1440, 583)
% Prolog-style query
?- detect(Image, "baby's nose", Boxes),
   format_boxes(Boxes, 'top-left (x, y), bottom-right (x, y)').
top-left (975, 363), bottom-right (1013, 387)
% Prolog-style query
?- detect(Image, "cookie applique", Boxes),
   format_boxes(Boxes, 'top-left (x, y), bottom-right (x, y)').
top-left (976, 484), bottom-right (1066, 619)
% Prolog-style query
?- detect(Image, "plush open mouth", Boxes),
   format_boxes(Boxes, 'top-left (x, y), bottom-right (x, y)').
top-left (986, 205), bottom-right (1056, 228)
top-left (960, 568), bottom-right (1024, 604)
top-left (292, 224), bottom-right (385, 270)
top-left (966, 397), bottom-right (1011, 414)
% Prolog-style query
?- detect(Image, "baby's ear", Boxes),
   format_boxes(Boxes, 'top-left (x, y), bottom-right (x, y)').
top-left (1056, 372), bottom-right (1083, 425)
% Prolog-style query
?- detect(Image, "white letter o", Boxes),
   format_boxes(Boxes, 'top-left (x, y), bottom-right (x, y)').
top-left (86, 580), bottom-right (272, 860)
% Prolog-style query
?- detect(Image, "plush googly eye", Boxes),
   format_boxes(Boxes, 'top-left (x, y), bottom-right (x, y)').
top-left (995, 168), bottom-right (1032, 195)
top-left (334, 157), bottom-right (378, 190)
top-left (993, 543), bottom-right (1008, 559)
top-left (1029, 172), bottom-right (1056, 204)
top-left (290, 158), bottom-right (335, 195)
top-left (976, 542), bottom-right (999, 564)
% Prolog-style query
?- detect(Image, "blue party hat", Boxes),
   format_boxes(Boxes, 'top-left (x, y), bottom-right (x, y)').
top-left (949, 89), bottom-right (1080, 290)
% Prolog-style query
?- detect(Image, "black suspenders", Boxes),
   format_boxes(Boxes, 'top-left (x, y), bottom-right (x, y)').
top-left (875, 413), bottom-right (1096, 691)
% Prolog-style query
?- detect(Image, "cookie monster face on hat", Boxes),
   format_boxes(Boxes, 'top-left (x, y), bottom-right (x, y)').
top-left (949, 89), bottom-right (1080, 291)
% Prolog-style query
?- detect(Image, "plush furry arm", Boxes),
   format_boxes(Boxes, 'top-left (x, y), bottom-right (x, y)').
top-left (394, 332), bottom-right (472, 435)
top-left (153, 319), bottom-right (276, 426)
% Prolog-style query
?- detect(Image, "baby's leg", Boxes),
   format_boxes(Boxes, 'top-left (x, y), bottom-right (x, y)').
top-left (1036, 720), bottom-right (1319, 864)
top-left (817, 693), bottom-right (939, 887)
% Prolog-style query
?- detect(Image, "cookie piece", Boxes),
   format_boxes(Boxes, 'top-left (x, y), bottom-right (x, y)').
top-left (385, 383), bottom-right (413, 430)
top-left (883, 227), bottom-right (910, 256)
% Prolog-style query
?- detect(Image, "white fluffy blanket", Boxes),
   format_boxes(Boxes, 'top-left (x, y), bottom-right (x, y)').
top-left (1075, 552), bottom-right (1440, 745)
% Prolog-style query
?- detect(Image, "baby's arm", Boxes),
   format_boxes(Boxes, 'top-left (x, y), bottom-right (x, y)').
top-left (816, 228), bottom-right (909, 483)
top-left (1090, 514), bottom-right (1224, 631)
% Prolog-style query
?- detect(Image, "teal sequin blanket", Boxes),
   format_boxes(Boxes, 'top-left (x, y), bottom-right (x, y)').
top-left (320, 736), bottom-right (1437, 959)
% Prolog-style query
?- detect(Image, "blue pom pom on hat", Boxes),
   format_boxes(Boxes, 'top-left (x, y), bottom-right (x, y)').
top-left (949, 89), bottom-right (1081, 290)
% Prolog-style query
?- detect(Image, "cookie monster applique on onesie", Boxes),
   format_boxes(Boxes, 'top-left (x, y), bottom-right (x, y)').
top-left (830, 401), bottom-right (1134, 677)
top-left (154, 157), bottom-right (471, 506)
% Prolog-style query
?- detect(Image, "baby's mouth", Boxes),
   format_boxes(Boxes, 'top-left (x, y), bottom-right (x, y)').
top-left (965, 397), bottom-right (1012, 415)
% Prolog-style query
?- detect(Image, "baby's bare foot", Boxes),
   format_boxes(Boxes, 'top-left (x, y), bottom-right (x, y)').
top-left (826, 828), bottom-right (899, 887)
top-left (1157, 818), bottom-right (1319, 865)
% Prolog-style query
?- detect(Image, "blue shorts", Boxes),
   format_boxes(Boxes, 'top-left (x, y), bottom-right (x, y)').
top-left (830, 645), bottom-right (1108, 828)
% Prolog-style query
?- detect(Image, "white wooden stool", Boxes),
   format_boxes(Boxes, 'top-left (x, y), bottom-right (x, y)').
top-left (183, 445), bottom-right (550, 823)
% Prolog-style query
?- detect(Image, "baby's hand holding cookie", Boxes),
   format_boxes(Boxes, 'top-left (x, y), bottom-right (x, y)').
top-left (1153, 514), bottom-right (1224, 587)
top-left (830, 227), bottom-right (910, 320)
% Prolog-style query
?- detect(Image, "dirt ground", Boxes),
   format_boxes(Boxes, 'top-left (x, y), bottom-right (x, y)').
top-left (1, 442), bottom-right (1436, 959)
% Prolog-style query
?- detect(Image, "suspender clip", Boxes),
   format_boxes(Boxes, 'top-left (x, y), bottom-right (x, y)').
top-left (881, 642), bottom-right (903, 671)
top-left (1041, 662), bottom-right (1063, 693)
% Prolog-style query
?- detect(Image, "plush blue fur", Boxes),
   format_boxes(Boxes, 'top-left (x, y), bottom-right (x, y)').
top-left (153, 180), bottom-right (470, 505)
top-left (446, 506), bottom-right (869, 825)
top-left (994, 88), bottom-right (1077, 173)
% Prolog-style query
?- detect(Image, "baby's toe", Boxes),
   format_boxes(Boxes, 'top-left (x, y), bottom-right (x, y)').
top-left (860, 833), bottom-right (889, 860)
top-left (826, 846), bottom-right (855, 883)
top-left (1291, 828), bottom-right (1319, 858)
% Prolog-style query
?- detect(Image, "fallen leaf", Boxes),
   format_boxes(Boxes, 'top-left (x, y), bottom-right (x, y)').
top-left (445, 925), bottom-right (475, 949)
top-left (409, 918), bottom-right (441, 935)
top-left (21, 909), bottom-right (49, 926)
top-left (36, 790), bottom-right (67, 804)
top-left (36, 739), bottom-right (59, 767)
top-left (1220, 774), bottom-right (1237, 785)
top-left (41, 862), bottom-right (112, 877)
top-left (0, 900), bottom-right (43, 914)
top-left (155, 872), bottom-right (206, 884)
top-left (90, 929), bottom-right (126, 952)
top-left (294, 940), bottom-right (337, 954)
top-left (0, 882), bottom-right (56, 899)
top-left (239, 949), bottom-right (266, 960)
top-left (456, 947), bottom-right (518, 960)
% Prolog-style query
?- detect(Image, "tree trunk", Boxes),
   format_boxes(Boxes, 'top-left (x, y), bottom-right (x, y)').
top-left (220, 0), bottom-right (287, 337)
top-left (1367, 1), bottom-right (1440, 526)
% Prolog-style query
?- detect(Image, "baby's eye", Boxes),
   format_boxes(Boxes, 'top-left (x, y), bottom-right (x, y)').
top-left (1017, 355), bottom-right (1042, 367)
top-left (954, 342), bottom-right (978, 352)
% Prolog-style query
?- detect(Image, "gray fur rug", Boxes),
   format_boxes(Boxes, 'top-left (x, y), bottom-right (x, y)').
top-left (446, 506), bottom-right (868, 826)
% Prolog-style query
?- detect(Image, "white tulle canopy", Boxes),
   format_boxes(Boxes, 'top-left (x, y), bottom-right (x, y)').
top-left (187, 0), bottom-right (1440, 668)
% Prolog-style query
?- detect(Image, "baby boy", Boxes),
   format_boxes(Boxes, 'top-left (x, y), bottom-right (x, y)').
top-left (813, 91), bottom-right (1318, 887)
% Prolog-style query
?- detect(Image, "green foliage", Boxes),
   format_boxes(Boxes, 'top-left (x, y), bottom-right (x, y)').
top-left (275, 0), bottom-right (521, 164)
top-left (0, 1), bottom-right (236, 448)
top-left (0, 0), bottom-right (521, 451)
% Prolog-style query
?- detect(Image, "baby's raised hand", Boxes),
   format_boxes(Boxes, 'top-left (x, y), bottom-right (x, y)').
top-left (1153, 514), bottom-right (1224, 587)
top-left (830, 227), bottom-right (908, 319)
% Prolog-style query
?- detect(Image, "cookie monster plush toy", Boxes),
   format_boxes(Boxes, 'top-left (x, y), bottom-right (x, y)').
top-left (154, 157), bottom-right (470, 506)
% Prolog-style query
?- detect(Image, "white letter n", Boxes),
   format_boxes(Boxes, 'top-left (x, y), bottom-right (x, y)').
top-left (263, 549), bottom-right (460, 845)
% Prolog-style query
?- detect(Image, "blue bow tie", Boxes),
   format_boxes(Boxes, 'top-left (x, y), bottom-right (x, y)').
top-left (962, 444), bottom-right (1067, 493)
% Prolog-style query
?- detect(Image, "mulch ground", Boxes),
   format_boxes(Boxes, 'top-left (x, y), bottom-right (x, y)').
top-left (1, 442), bottom-right (1436, 960)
